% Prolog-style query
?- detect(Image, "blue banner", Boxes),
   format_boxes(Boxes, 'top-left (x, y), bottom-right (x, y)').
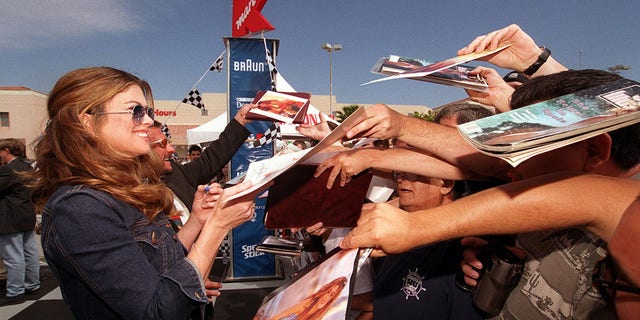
top-left (226, 37), bottom-right (280, 279)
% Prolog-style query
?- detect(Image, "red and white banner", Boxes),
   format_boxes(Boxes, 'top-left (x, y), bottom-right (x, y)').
top-left (232, 0), bottom-right (275, 37)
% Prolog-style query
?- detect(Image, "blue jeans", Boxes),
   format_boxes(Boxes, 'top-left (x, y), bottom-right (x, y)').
top-left (0, 231), bottom-right (40, 297)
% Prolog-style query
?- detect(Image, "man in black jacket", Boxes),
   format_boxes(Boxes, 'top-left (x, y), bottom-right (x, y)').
top-left (149, 104), bottom-right (253, 211)
top-left (0, 138), bottom-right (40, 305)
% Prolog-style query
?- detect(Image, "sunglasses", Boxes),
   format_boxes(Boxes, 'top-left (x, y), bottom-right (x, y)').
top-left (150, 138), bottom-right (168, 148)
top-left (392, 171), bottom-right (419, 182)
top-left (89, 105), bottom-right (155, 125)
top-left (592, 254), bottom-right (640, 301)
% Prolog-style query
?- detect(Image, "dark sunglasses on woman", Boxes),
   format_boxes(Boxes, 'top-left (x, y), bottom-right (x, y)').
top-left (88, 105), bottom-right (155, 125)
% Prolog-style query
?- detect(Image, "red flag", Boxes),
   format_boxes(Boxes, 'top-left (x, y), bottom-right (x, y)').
top-left (232, 0), bottom-right (275, 37)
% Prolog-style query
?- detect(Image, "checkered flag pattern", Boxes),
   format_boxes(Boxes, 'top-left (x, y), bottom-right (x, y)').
top-left (265, 48), bottom-right (278, 75)
top-left (160, 123), bottom-right (172, 139)
top-left (265, 48), bottom-right (277, 90)
top-left (217, 234), bottom-right (231, 258)
top-left (209, 53), bottom-right (224, 72)
top-left (246, 123), bottom-right (281, 148)
top-left (182, 89), bottom-right (205, 109)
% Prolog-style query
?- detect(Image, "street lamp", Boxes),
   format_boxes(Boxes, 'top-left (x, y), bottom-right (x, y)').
top-left (322, 42), bottom-right (342, 115)
top-left (608, 64), bottom-right (631, 73)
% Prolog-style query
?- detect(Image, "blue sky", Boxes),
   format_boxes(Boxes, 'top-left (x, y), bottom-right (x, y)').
top-left (1, 0), bottom-right (638, 109)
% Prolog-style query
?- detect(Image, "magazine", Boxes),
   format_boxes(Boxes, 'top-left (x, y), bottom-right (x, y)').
top-left (369, 54), bottom-right (488, 92)
top-left (457, 78), bottom-right (640, 166)
top-left (246, 90), bottom-right (311, 124)
top-left (264, 163), bottom-right (374, 229)
top-left (362, 44), bottom-right (510, 86)
top-left (226, 106), bottom-right (369, 200)
top-left (254, 248), bottom-right (371, 320)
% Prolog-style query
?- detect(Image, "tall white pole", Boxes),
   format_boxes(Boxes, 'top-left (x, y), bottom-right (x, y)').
top-left (329, 49), bottom-right (333, 115)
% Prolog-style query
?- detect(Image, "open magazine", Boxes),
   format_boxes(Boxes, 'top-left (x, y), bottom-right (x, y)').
top-left (254, 248), bottom-right (371, 320)
top-left (369, 54), bottom-right (488, 92)
top-left (457, 78), bottom-right (640, 166)
top-left (362, 45), bottom-right (510, 86)
top-left (227, 106), bottom-right (369, 200)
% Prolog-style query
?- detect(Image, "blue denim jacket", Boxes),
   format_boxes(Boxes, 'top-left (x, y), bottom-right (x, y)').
top-left (41, 185), bottom-right (208, 319)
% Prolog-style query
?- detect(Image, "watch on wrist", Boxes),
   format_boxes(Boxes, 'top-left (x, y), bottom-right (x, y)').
top-left (523, 47), bottom-right (551, 76)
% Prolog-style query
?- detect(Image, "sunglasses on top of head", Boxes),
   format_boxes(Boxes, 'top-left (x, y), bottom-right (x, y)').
top-left (88, 105), bottom-right (155, 125)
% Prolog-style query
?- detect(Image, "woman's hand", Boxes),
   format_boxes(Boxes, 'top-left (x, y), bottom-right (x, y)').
top-left (208, 180), bottom-right (273, 230)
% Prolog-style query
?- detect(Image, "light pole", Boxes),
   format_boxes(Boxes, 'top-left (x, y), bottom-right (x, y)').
top-left (608, 64), bottom-right (631, 74)
top-left (322, 42), bottom-right (342, 115)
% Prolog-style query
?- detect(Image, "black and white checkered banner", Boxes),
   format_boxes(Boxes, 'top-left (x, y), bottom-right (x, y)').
top-left (209, 52), bottom-right (224, 72)
top-left (246, 122), bottom-right (281, 148)
top-left (160, 123), bottom-right (172, 139)
top-left (182, 89), bottom-right (205, 109)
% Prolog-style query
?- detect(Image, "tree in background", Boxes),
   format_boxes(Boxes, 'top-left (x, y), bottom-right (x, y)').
top-left (334, 104), bottom-right (361, 122)
top-left (409, 110), bottom-right (436, 121)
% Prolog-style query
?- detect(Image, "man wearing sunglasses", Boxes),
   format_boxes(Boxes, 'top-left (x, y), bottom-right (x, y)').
top-left (374, 170), bottom-right (483, 320)
top-left (148, 104), bottom-right (254, 212)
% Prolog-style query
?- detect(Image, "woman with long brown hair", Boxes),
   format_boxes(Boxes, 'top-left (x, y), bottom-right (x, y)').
top-left (31, 66), bottom-right (265, 319)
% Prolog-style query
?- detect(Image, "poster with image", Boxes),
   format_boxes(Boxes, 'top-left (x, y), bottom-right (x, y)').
top-left (254, 248), bottom-right (366, 320)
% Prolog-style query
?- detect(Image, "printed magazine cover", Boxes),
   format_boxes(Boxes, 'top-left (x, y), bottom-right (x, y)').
top-left (362, 45), bottom-right (509, 85)
top-left (457, 78), bottom-right (640, 166)
top-left (253, 248), bottom-right (367, 320)
top-left (369, 54), bottom-right (488, 91)
top-left (247, 90), bottom-right (311, 124)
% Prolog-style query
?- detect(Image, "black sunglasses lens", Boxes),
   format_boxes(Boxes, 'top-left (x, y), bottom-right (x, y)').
top-left (132, 105), bottom-right (154, 123)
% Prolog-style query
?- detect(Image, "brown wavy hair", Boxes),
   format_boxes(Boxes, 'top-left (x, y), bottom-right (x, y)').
top-left (29, 66), bottom-right (175, 219)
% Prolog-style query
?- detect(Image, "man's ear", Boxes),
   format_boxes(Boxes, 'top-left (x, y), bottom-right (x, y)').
top-left (583, 133), bottom-right (612, 172)
top-left (440, 179), bottom-right (455, 196)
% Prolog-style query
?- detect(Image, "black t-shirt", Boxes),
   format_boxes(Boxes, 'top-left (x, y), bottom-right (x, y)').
top-left (373, 240), bottom-right (483, 320)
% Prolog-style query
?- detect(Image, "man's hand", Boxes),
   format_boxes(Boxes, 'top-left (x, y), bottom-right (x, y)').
top-left (314, 149), bottom-right (373, 188)
top-left (345, 104), bottom-right (406, 140)
top-left (340, 203), bottom-right (417, 255)
top-left (458, 24), bottom-right (542, 72)
top-left (459, 236), bottom-right (488, 287)
top-left (235, 103), bottom-right (256, 126)
top-left (296, 112), bottom-right (333, 141)
top-left (466, 66), bottom-right (515, 113)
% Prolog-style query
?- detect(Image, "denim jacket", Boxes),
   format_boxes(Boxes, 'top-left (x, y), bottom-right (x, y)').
top-left (41, 185), bottom-right (208, 319)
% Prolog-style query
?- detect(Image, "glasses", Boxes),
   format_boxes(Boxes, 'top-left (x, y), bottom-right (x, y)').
top-left (150, 138), bottom-right (168, 148)
top-left (392, 171), bottom-right (419, 182)
top-left (89, 105), bottom-right (154, 125)
top-left (592, 254), bottom-right (640, 301)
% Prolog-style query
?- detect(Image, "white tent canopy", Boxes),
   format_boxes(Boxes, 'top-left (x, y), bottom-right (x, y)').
top-left (186, 73), bottom-right (335, 146)
top-left (186, 112), bottom-right (229, 145)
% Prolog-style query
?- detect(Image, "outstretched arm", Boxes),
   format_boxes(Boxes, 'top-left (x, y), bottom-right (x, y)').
top-left (345, 104), bottom-right (508, 180)
top-left (341, 172), bottom-right (640, 254)
top-left (315, 147), bottom-right (481, 188)
top-left (458, 24), bottom-right (568, 78)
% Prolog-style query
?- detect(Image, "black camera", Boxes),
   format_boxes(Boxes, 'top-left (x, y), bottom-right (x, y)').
top-left (471, 242), bottom-right (525, 317)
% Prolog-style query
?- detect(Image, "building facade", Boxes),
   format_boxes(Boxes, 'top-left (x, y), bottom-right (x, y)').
top-left (1, 86), bottom-right (430, 159)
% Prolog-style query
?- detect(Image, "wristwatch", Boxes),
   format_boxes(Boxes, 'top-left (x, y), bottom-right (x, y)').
top-left (523, 47), bottom-right (551, 76)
